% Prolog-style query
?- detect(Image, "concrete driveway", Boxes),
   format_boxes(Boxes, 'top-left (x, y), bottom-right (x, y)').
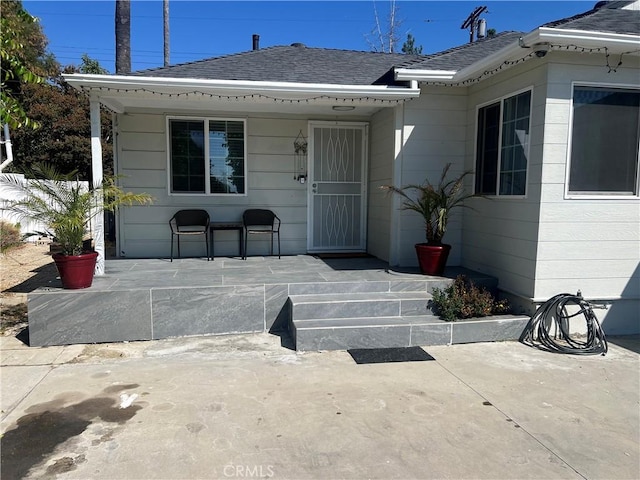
top-left (1, 333), bottom-right (638, 479)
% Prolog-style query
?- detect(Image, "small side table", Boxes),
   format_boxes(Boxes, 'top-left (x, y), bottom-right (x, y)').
top-left (209, 222), bottom-right (244, 259)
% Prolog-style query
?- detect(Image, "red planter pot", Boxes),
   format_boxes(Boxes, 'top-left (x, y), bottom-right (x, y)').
top-left (53, 251), bottom-right (98, 289)
top-left (415, 243), bottom-right (451, 276)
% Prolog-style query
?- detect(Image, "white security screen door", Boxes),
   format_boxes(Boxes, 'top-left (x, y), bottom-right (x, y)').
top-left (308, 122), bottom-right (368, 252)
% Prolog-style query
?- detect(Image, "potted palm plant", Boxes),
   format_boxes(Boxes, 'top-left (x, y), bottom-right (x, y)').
top-left (381, 163), bottom-right (476, 275)
top-left (1, 163), bottom-right (152, 289)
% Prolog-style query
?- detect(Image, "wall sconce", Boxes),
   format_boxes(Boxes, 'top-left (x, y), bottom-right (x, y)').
top-left (294, 130), bottom-right (308, 183)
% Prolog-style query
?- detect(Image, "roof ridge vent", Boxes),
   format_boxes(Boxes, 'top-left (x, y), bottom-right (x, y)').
top-left (291, 43), bottom-right (306, 48)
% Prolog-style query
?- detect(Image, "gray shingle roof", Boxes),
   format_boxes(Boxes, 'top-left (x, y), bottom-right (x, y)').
top-left (542, 2), bottom-right (640, 35)
top-left (397, 32), bottom-right (524, 71)
top-left (133, 44), bottom-right (418, 85)
top-left (132, 3), bottom-right (638, 84)
top-left (395, 2), bottom-right (639, 73)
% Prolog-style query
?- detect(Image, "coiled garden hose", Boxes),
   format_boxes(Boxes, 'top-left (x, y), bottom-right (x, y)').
top-left (520, 292), bottom-right (608, 356)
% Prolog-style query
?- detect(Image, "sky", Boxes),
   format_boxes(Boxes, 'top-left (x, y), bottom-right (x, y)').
top-left (23, 0), bottom-right (596, 74)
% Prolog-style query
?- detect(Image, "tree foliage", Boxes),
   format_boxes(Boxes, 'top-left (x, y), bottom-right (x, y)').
top-left (79, 54), bottom-right (108, 75)
top-left (401, 33), bottom-right (423, 55)
top-left (0, 0), bottom-right (55, 129)
top-left (1, 1), bottom-right (112, 180)
top-left (10, 58), bottom-right (113, 180)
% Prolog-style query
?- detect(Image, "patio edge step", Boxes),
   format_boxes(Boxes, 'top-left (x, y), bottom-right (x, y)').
top-left (289, 291), bottom-right (434, 320)
top-left (291, 314), bottom-right (531, 352)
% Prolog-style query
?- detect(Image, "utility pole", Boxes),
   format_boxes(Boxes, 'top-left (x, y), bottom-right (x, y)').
top-left (461, 6), bottom-right (487, 43)
top-left (115, 0), bottom-right (131, 74)
top-left (163, 0), bottom-right (169, 66)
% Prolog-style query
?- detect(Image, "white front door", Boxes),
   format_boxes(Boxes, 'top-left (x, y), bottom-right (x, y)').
top-left (307, 122), bottom-right (368, 252)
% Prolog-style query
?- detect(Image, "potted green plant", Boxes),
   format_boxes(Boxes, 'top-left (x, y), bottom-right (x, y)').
top-left (1, 163), bottom-right (152, 289)
top-left (381, 163), bottom-right (476, 275)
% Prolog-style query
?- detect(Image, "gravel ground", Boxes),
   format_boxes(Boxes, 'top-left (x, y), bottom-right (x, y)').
top-left (0, 242), bottom-right (57, 334)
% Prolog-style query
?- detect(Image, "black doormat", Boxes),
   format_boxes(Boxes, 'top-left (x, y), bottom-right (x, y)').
top-left (348, 346), bottom-right (435, 364)
top-left (314, 253), bottom-right (372, 259)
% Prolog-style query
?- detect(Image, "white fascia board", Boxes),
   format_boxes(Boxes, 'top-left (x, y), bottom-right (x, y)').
top-left (394, 69), bottom-right (457, 82)
top-left (535, 27), bottom-right (640, 52)
top-left (63, 74), bottom-right (420, 100)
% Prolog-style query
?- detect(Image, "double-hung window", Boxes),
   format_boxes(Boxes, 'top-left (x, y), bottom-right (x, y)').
top-left (475, 89), bottom-right (532, 196)
top-left (168, 117), bottom-right (246, 195)
top-left (567, 86), bottom-right (639, 197)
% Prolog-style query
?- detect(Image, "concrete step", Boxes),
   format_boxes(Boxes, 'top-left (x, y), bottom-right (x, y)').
top-left (288, 279), bottom-right (440, 296)
top-left (291, 314), bottom-right (531, 352)
top-left (285, 274), bottom-right (527, 352)
top-left (289, 291), bottom-right (433, 321)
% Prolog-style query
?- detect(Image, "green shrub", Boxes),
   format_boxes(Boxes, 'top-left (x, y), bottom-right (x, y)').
top-left (0, 221), bottom-right (22, 252)
top-left (431, 275), bottom-right (511, 322)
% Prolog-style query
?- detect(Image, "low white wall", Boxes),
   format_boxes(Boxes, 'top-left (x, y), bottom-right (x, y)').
top-left (0, 174), bottom-right (89, 243)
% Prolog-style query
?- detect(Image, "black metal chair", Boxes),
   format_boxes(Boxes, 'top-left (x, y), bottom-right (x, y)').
top-left (169, 209), bottom-right (210, 261)
top-left (242, 209), bottom-right (281, 260)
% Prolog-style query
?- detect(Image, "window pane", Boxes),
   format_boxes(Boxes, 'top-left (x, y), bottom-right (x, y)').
top-left (569, 87), bottom-right (639, 194)
top-left (170, 120), bottom-right (205, 193)
top-left (499, 91), bottom-right (530, 196)
top-left (208, 120), bottom-right (245, 194)
top-left (170, 119), bottom-right (246, 195)
top-left (475, 103), bottom-right (500, 194)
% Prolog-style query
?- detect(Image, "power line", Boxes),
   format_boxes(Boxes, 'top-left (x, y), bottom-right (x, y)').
top-left (31, 10), bottom-right (379, 24)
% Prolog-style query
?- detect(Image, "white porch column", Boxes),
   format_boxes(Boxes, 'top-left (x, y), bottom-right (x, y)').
top-left (389, 102), bottom-right (405, 267)
top-left (90, 95), bottom-right (105, 275)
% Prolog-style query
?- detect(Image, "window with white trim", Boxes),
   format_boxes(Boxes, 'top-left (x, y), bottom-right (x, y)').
top-left (168, 118), bottom-right (246, 194)
top-left (475, 90), bottom-right (531, 196)
top-left (568, 86), bottom-right (639, 196)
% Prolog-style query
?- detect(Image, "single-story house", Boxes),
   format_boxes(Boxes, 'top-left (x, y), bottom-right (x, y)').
top-left (64, 1), bottom-right (640, 334)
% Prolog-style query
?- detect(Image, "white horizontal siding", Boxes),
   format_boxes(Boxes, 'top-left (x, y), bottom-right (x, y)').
top-left (536, 260), bottom-right (638, 281)
top-left (534, 55), bottom-right (640, 302)
top-left (115, 113), bottom-right (312, 258)
top-left (392, 88), bottom-right (468, 267)
top-left (120, 132), bottom-right (166, 152)
top-left (538, 221), bottom-right (638, 241)
top-left (461, 59), bottom-right (548, 296)
top-left (118, 151), bottom-right (166, 170)
top-left (539, 202), bottom-right (639, 222)
top-left (367, 107), bottom-right (395, 261)
top-left (459, 54), bottom-right (639, 308)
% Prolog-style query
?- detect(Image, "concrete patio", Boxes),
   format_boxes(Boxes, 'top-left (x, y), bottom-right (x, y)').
top-left (26, 255), bottom-right (529, 349)
top-left (1, 332), bottom-right (638, 479)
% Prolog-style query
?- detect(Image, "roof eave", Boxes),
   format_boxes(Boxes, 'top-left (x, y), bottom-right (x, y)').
top-left (394, 35), bottom-right (527, 85)
top-left (63, 73), bottom-right (421, 101)
top-left (535, 26), bottom-right (640, 50)
top-left (394, 27), bottom-right (640, 85)
top-left (393, 69), bottom-right (457, 82)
